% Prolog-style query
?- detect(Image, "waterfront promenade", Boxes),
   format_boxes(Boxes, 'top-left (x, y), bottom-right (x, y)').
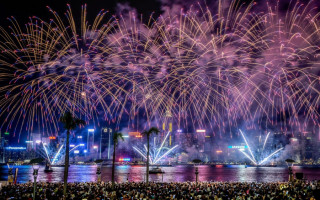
top-left (1, 181), bottom-right (319, 199)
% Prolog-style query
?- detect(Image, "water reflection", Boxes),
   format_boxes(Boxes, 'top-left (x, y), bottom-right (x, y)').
top-left (1, 165), bottom-right (320, 183)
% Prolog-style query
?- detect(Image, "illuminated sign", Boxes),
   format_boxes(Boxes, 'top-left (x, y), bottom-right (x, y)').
top-left (49, 136), bottom-right (56, 140)
top-left (77, 136), bottom-right (83, 139)
top-left (119, 158), bottom-right (131, 162)
top-left (4, 132), bottom-right (9, 135)
top-left (70, 144), bottom-right (75, 147)
top-left (79, 144), bottom-right (85, 146)
top-left (25, 141), bottom-right (33, 143)
top-left (129, 132), bottom-right (142, 137)
top-left (129, 132), bottom-right (140, 135)
top-left (93, 145), bottom-right (98, 149)
top-left (88, 129), bottom-right (94, 132)
top-left (228, 146), bottom-right (248, 149)
top-left (196, 129), bottom-right (206, 133)
top-left (122, 135), bottom-right (129, 138)
top-left (177, 129), bottom-right (182, 133)
top-left (291, 138), bottom-right (298, 142)
top-left (216, 150), bottom-right (223, 153)
top-left (5, 147), bottom-right (26, 150)
top-left (74, 150), bottom-right (80, 154)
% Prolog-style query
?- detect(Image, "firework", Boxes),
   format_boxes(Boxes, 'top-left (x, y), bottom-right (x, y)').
top-left (0, 0), bottom-right (319, 138)
top-left (133, 131), bottom-right (178, 164)
top-left (239, 129), bottom-right (283, 165)
top-left (52, 144), bottom-right (64, 165)
top-left (38, 143), bottom-right (64, 165)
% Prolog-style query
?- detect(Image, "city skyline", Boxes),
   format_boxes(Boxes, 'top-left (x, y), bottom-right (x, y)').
top-left (0, 0), bottom-right (320, 165)
top-left (1, 1), bottom-right (320, 199)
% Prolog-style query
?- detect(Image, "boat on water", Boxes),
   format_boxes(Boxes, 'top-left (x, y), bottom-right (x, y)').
top-left (44, 163), bottom-right (53, 173)
top-left (149, 167), bottom-right (165, 174)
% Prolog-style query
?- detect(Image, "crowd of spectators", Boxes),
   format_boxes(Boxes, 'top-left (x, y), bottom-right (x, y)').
top-left (1, 180), bottom-right (319, 200)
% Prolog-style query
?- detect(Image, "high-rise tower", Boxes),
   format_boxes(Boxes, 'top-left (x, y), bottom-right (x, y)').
top-left (161, 109), bottom-right (173, 146)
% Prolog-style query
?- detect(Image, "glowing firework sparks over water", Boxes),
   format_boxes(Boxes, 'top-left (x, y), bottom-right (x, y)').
top-left (239, 129), bottom-right (283, 165)
top-left (133, 132), bottom-right (178, 164)
top-left (52, 144), bottom-right (64, 165)
top-left (0, 0), bottom-right (319, 138)
top-left (38, 142), bottom-right (65, 165)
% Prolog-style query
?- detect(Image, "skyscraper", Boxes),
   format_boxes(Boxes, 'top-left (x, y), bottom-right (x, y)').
top-left (100, 128), bottom-right (112, 159)
top-left (161, 109), bottom-right (173, 147)
top-left (87, 129), bottom-right (95, 152)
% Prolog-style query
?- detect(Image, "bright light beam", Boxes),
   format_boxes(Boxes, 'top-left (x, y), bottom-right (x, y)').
top-left (70, 144), bottom-right (80, 152)
top-left (154, 131), bottom-right (170, 161)
top-left (52, 144), bottom-right (64, 164)
top-left (133, 146), bottom-right (147, 160)
top-left (42, 143), bottom-right (51, 164)
top-left (262, 132), bottom-right (270, 151)
top-left (154, 145), bottom-right (179, 164)
top-left (142, 144), bottom-right (154, 164)
top-left (238, 149), bottom-right (257, 165)
top-left (239, 129), bottom-right (257, 162)
top-left (133, 132), bottom-right (178, 165)
top-left (259, 147), bottom-right (283, 165)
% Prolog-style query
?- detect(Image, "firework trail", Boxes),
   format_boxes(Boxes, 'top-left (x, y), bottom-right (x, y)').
top-left (262, 132), bottom-right (270, 151)
top-left (239, 129), bottom-right (257, 163)
top-left (133, 132), bottom-right (178, 164)
top-left (259, 147), bottom-right (284, 165)
top-left (239, 129), bottom-right (283, 165)
top-left (52, 144), bottom-right (64, 165)
top-left (0, 0), bottom-right (319, 138)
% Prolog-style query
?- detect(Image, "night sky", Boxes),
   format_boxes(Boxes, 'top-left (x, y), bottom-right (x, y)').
top-left (0, 0), bottom-right (315, 23)
top-left (0, 0), bottom-right (319, 144)
top-left (0, 0), bottom-right (162, 25)
top-left (0, 0), bottom-right (163, 143)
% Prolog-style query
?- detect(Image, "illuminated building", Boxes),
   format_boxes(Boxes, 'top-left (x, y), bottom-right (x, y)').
top-left (29, 133), bottom-right (42, 150)
top-left (87, 129), bottom-right (95, 152)
top-left (160, 109), bottom-right (173, 147)
top-left (101, 128), bottom-right (112, 159)
top-left (129, 132), bottom-right (142, 138)
top-left (174, 129), bottom-right (183, 147)
top-left (204, 134), bottom-right (212, 156)
top-left (195, 129), bottom-right (206, 152)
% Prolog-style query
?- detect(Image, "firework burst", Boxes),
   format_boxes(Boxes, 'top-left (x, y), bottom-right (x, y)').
top-left (0, 0), bottom-right (319, 139)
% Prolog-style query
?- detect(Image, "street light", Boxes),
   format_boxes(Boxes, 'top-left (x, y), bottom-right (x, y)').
top-left (32, 163), bottom-right (40, 200)
top-left (195, 167), bottom-right (199, 183)
top-left (30, 158), bottom-right (43, 200)
top-left (285, 159), bottom-right (295, 182)
top-left (95, 159), bottom-right (103, 183)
